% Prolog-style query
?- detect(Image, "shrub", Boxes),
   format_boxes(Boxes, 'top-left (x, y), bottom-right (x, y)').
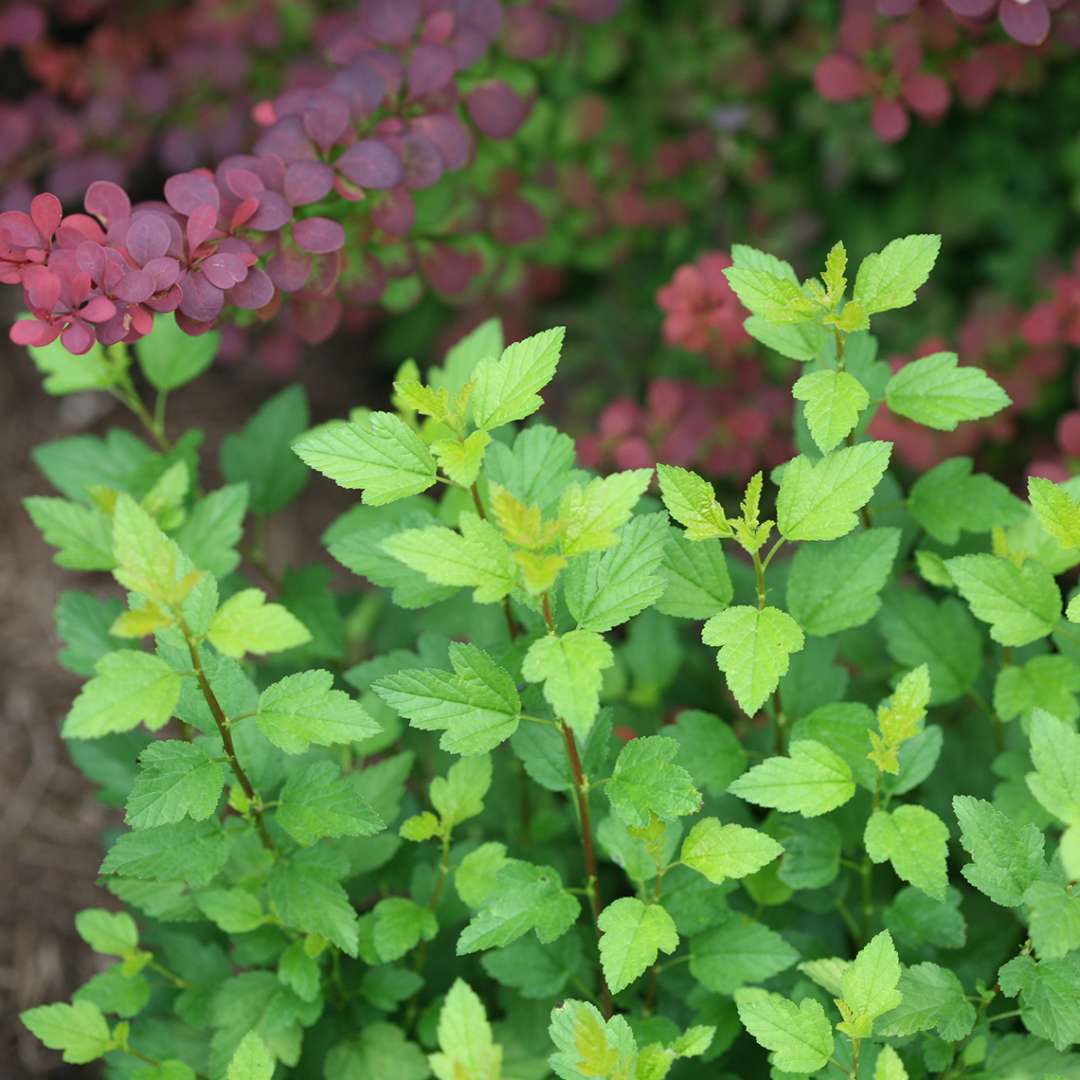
top-left (17, 232), bottom-right (1080, 1077)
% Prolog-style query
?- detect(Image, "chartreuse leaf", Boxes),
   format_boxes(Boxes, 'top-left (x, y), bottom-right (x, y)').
top-left (20, 1000), bottom-right (113, 1064)
top-left (1026, 709), bottom-right (1080, 826)
top-left (374, 642), bottom-right (520, 755)
top-left (125, 740), bottom-right (225, 829)
top-left (1029, 477), bottom-right (1080, 549)
top-left (63, 650), bottom-right (181, 739)
top-left (945, 554), bottom-right (1061, 646)
top-left (430, 430), bottom-right (491, 488)
top-left (292, 412), bottom-right (436, 504)
top-left (998, 954), bottom-right (1080, 1051)
top-left (597, 898), bottom-right (678, 994)
top-left (734, 989), bottom-right (834, 1074)
top-left (429, 979), bottom-right (502, 1080)
top-left (792, 369), bottom-right (869, 453)
top-left (953, 795), bottom-right (1046, 907)
top-left (256, 669), bottom-right (381, 753)
top-left (729, 739), bottom-right (855, 817)
top-left (787, 528), bottom-right (899, 637)
top-left (548, 999), bottom-right (637, 1080)
top-left (276, 760), bottom-right (383, 846)
top-left (885, 351), bottom-right (1010, 430)
top-left (877, 963), bottom-right (975, 1042)
top-left (656, 465), bottom-right (732, 540)
top-left (226, 1031), bottom-right (275, 1080)
top-left (852, 234), bottom-right (941, 315)
top-left (24, 496), bottom-right (114, 570)
top-left (606, 735), bottom-right (701, 827)
top-left (702, 605), bottom-right (804, 716)
top-left (777, 441), bottom-right (891, 541)
top-left (865, 805), bottom-right (949, 901)
top-left (431, 755), bottom-right (492, 829)
top-left (522, 630), bottom-right (614, 740)
top-left (112, 494), bottom-right (199, 609)
top-left (868, 664), bottom-right (930, 775)
top-left (470, 326), bottom-right (564, 430)
top-left (836, 930), bottom-right (902, 1038)
top-left (25, 328), bottom-right (115, 393)
top-left (559, 470), bottom-right (653, 556)
top-left (382, 511), bottom-right (516, 603)
top-left (744, 315), bottom-right (827, 361)
top-left (724, 246), bottom-right (817, 324)
top-left (679, 818), bottom-right (782, 884)
top-left (74, 908), bottom-right (138, 956)
top-left (207, 588), bottom-right (311, 658)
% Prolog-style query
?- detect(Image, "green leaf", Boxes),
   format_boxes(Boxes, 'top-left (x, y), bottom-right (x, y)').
top-left (75, 908), bottom-right (138, 956)
top-left (374, 643), bottom-right (520, 755)
top-left (429, 979), bottom-right (503, 1080)
top-left (522, 630), bottom-right (614, 740)
top-left (24, 496), bottom-right (114, 570)
top-left (853, 234), bottom-right (941, 315)
top-left (597, 898), bottom-right (678, 994)
top-left (74, 965), bottom-right (150, 1020)
top-left (724, 265), bottom-right (815, 324)
top-left (702, 605), bottom-right (804, 716)
top-left (269, 858), bottom-right (358, 956)
top-left (485, 423), bottom-right (579, 515)
top-left (292, 412), bottom-right (437, 504)
top-left (25, 329), bottom-right (116, 394)
top-left (125, 740), bottom-right (225, 829)
top-left (257, 669), bottom-right (381, 753)
top-left (549, 999), bottom-right (637, 1080)
top-left (1026, 709), bottom-right (1080, 826)
top-left (195, 889), bottom-right (265, 933)
top-left (135, 314), bottom-right (219, 391)
top-left (656, 532), bottom-right (733, 620)
top-left (877, 962), bottom-right (976, 1042)
top-left (680, 818), bottom-right (782, 884)
top-left (998, 954), bottom-right (1080, 1051)
top-left (100, 819), bottom-right (229, 885)
top-left (226, 1031), bottom-right (275, 1080)
top-left (953, 795), bottom-right (1046, 907)
top-left (734, 989), bottom-right (833, 1074)
top-left (885, 351), bottom-right (1010, 430)
top-left (777, 441), bottom-right (892, 541)
top-left (875, 1045), bottom-right (908, 1080)
top-left (372, 897), bottom-right (438, 962)
top-left (786, 527), bottom-right (900, 636)
top-left (277, 760), bottom-right (383, 846)
top-left (865, 805), bottom-right (949, 901)
top-left (111, 493), bottom-right (194, 608)
top-left (63, 650), bottom-right (181, 739)
top-left (996, 657), bottom-right (1080, 724)
top-left (221, 385), bottom-right (310, 514)
top-left (457, 859), bottom-right (579, 955)
top-left (1029, 477), bottom-right (1080, 550)
top-left (908, 457), bottom-right (1025, 545)
top-left (480, 932), bottom-right (583, 1000)
top-left (559, 470), bottom-right (653, 556)
top-left (382, 511), bottom-right (516, 603)
top-left (837, 930), bottom-right (902, 1038)
top-left (1024, 879), bottom-right (1080, 961)
top-left (55, 591), bottom-right (125, 677)
top-left (729, 739), bottom-right (856, 817)
top-left (207, 588), bottom-right (312, 658)
top-left (173, 485), bottom-right (248, 578)
top-left (431, 755), bottom-right (492, 828)
top-left (656, 465), bottom-right (732, 540)
top-left (744, 315), bottom-right (826, 361)
top-left (793, 370), bottom-right (870, 453)
top-left (325, 1024), bottom-right (430, 1080)
top-left (670, 710), bottom-right (747, 797)
top-left (691, 916), bottom-right (799, 993)
top-left (606, 735), bottom-right (701, 828)
top-left (945, 553), bottom-right (1061, 646)
top-left (563, 512), bottom-right (669, 632)
top-left (883, 886), bottom-right (966, 952)
top-left (470, 326), bottom-right (564, 430)
top-left (431, 429), bottom-right (491, 487)
top-left (20, 1000), bottom-right (112, 1064)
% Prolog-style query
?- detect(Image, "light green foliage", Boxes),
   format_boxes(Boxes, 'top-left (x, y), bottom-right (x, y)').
top-left (559, 469), bottom-right (653, 556)
top-left (25, 496), bottom-right (114, 570)
top-left (112, 493), bottom-right (197, 608)
top-left (292, 412), bottom-right (437, 504)
top-left (945, 553), bottom-right (1061, 646)
top-left (1029, 476), bottom-right (1080, 549)
top-left (836, 930), bottom-right (903, 1040)
top-left (680, 818), bottom-right (782, 884)
top-left (125, 740), bottom-right (225, 828)
top-left (875, 1045), bottom-right (909, 1080)
top-left (431, 429), bottom-right (491, 487)
top-left (998, 954), bottom-right (1080, 1051)
top-left (656, 465), bottom-right (732, 540)
top-left (548, 1000), bottom-right (637, 1080)
top-left (276, 761), bottom-right (383, 846)
top-left (429, 979), bottom-right (503, 1080)
top-left (734, 989), bottom-right (834, 1073)
top-left (195, 889), bottom-right (265, 934)
top-left (702, 605), bottom-right (804, 715)
top-left (522, 630), bottom-right (614, 740)
top-left (256, 669), bottom-right (381, 753)
top-left (725, 245), bottom-right (817, 324)
top-left (206, 587), bottom-right (312, 658)
top-left (885, 351), bottom-right (1010, 430)
top-left (100, 819), bottom-right (229, 885)
top-left (270, 857), bottom-right (359, 956)
top-left (996, 657), bottom-right (1080, 724)
top-left (63, 650), bottom-right (181, 738)
top-left (19, 1000), bottom-right (114, 1064)
top-left (471, 326), bottom-right (564, 430)
top-left (75, 908), bottom-right (139, 956)
top-left (776, 441), bottom-right (892, 541)
top-left (865, 805), bottom-right (950, 900)
top-left (877, 963), bottom-right (976, 1042)
top-left (430, 754), bottom-right (492, 829)
top-left (793, 369), bottom-right (869, 453)
top-left (25, 330), bottom-right (116, 393)
top-left (605, 735), bottom-right (701, 827)
top-left (852, 234), bottom-right (941, 314)
top-left (372, 897), bottom-right (438, 961)
top-left (1026, 709), bottom-right (1080, 826)
top-left (325, 1024), bottom-right (429, 1080)
top-left (908, 456), bottom-right (1025, 544)
top-left (135, 314), bottom-right (219, 391)
top-left (953, 795), bottom-right (1046, 907)
top-left (691, 916), bottom-right (799, 993)
top-left (226, 1031), bottom-right (275, 1080)
top-left (597, 898), bottom-right (678, 994)
top-left (656, 531), bottom-right (732, 619)
top-left (868, 664), bottom-right (931, 774)
top-left (729, 739), bottom-right (856, 817)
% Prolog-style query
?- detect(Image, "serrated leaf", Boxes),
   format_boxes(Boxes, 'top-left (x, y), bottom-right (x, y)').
top-left (207, 588), bottom-right (312, 659)
top-left (865, 805), bottom-right (949, 901)
top-left (777, 441), bottom-right (892, 541)
top-left (1030, 477), bottom-right (1080, 550)
top-left (325, 1025), bottom-right (430, 1080)
top-left (597, 898), bottom-right (678, 994)
top-left (226, 1031), bottom-right (275, 1080)
top-left (522, 630), bottom-right (614, 740)
top-left (692, 916), bottom-right (799, 994)
top-left (559, 470), bottom-right (653, 556)
top-left (1025, 879), bottom-right (1080, 961)
top-left (112, 493), bottom-right (195, 607)
top-left (702, 605), bottom-right (804, 716)
top-left (886, 351), bottom-right (1010, 430)
top-left (793, 369), bottom-right (869, 453)
top-left (431, 755), bottom-right (492, 828)
top-left (953, 795), bottom-right (1046, 907)
top-left (606, 735), bottom-right (701, 828)
top-left (548, 999), bottom-right (637, 1080)
top-left (656, 465), bottom-right (732, 540)
top-left (744, 316), bottom-right (826, 361)
top-left (269, 858), bottom-right (358, 956)
top-left (75, 908), bottom-right (138, 955)
top-left (135, 313), bottom-right (218, 391)
top-left (195, 889), bottom-right (265, 933)
top-left (908, 456), bottom-right (1026, 545)
top-left (372, 897), bottom-right (438, 962)
top-left (257, 669), bottom-right (381, 753)
top-left (1026, 709), bottom-right (1080, 826)
top-left (997, 657), bottom-right (1080, 724)
top-left (125, 740), bottom-right (225, 829)
top-left (656, 533), bottom-right (733, 620)
top-left (173, 485), bottom-right (248, 579)
top-left (998, 954), bottom-right (1080, 1051)
top-left (734, 989), bottom-right (833, 1073)
top-left (277, 760), bottom-right (383, 846)
top-left (946, 553), bottom-right (1061, 646)
top-left (471, 326), bottom-right (564, 430)
top-left (24, 496), bottom-right (114, 570)
top-left (429, 979), bottom-right (502, 1080)
top-left (431, 430), bottom-right (491, 488)
top-left (63, 650), bottom-right (181, 739)
top-left (853, 234), bottom-right (940, 315)
top-left (724, 266), bottom-right (816, 324)
top-left (837, 931), bottom-right (902, 1038)
top-left (25, 330), bottom-right (116, 394)
top-left (20, 1000), bottom-right (112, 1064)
top-left (680, 819), bottom-right (782, 884)
top-left (729, 739), bottom-right (855, 817)
top-left (100, 819), bottom-right (228, 885)
top-left (877, 962), bottom-right (976, 1042)
top-left (293, 412), bottom-right (436, 504)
